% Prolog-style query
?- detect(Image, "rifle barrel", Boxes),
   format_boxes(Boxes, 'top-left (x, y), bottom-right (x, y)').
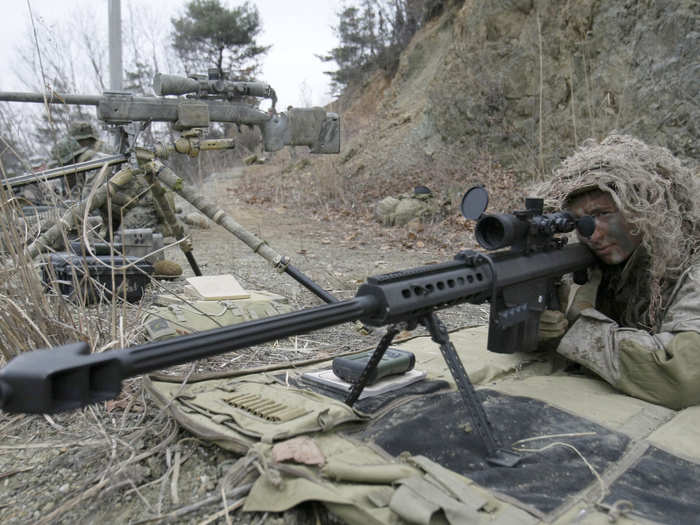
top-left (124, 296), bottom-right (375, 376)
top-left (0, 91), bottom-right (101, 106)
top-left (2, 154), bottom-right (129, 189)
top-left (0, 296), bottom-right (377, 413)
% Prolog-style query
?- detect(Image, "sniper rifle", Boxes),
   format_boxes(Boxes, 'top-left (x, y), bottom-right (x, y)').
top-left (1, 70), bottom-right (339, 190)
top-left (0, 187), bottom-right (596, 465)
top-left (0, 70), bottom-right (340, 291)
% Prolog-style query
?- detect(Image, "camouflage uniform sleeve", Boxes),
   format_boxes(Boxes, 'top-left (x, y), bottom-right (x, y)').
top-left (557, 263), bottom-right (700, 410)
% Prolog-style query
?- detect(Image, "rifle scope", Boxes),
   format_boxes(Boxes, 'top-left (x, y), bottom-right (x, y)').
top-left (153, 73), bottom-right (275, 102)
top-left (461, 187), bottom-right (595, 251)
top-left (475, 211), bottom-right (594, 250)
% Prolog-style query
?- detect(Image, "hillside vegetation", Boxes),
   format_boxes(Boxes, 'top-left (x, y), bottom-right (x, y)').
top-left (244, 0), bottom-right (697, 222)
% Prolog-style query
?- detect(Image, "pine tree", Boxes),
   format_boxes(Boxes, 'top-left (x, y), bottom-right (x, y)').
top-left (320, 0), bottom-right (434, 95)
top-left (171, 0), bottom-right (270, 80)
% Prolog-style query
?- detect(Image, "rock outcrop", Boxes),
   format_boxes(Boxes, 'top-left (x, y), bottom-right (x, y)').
top-left (343, 0), bottom-right (698, 176)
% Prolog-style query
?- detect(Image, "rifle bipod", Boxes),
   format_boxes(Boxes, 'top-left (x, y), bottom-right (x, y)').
top-left (344, 313), bottom-right (521, 467)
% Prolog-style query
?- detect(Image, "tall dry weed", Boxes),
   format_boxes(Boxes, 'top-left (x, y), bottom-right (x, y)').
top-left (0, 180), bottom-right (148, 364)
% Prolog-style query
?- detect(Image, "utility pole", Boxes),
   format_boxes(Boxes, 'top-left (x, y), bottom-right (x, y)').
top-left (108, 0), bottom-right (123, 91)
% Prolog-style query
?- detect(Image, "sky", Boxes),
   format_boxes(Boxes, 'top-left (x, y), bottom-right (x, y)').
top-left (0, 0), bottom-right (341, 109)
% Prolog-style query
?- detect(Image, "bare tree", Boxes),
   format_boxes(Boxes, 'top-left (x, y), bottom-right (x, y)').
top-left (298, 79), bottom-right (314, 107)
top-left (124, 1), bottom-right (184, 95)
top-left (8, 2), bottom-right (182, 156)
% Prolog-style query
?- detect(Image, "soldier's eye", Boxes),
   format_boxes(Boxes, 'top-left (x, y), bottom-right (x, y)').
top-left (591, 210), bottom-right (615, 218)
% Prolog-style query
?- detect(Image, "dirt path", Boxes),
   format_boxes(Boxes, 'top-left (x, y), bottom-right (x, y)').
top-left (0, 166), bottom-right (488, 525)
top-left (173, 168), bottom-right (446, 298)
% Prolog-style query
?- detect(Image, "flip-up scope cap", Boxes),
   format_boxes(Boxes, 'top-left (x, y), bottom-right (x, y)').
top-left (460, 186), bottom-right (489, 220)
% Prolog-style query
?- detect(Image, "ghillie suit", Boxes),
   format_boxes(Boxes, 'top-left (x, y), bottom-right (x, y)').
top-left (540, 134), bottom-right (700, 331)
top-left (537, 134), bottom-right (700, 409)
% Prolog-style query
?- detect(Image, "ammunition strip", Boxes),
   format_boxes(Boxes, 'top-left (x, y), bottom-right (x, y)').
top-left (225, 393), bottom-right (309, 422)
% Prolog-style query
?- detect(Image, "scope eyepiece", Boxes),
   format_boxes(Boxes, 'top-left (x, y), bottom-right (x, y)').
top-left (576, 215), bottom-right (595, 238)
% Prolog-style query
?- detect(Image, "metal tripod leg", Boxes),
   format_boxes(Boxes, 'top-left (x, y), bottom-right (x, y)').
top-left (144, 171), bottom-right (202, 276)
top-left (423, 312), bottom-right (520, 467)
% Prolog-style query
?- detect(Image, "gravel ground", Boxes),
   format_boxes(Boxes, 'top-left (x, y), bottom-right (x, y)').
top-left (0, 165), bottom-right (488, 525)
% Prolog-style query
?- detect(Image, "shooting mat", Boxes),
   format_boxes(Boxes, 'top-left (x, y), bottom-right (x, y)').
top-left (146, 325), bottom-right (700, 525)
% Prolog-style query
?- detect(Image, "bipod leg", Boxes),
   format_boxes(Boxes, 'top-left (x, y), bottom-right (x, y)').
top-left (151, 161), bottom-right (338, 300)
top-left (284, 262), bottom-right (337, 304)
top-left (144, 171), bottom-right (202, 276)
top-left (345, 325), bottom-right (400, 406)
top-left (423, 312), bottom-right (520, 467)
top-left (183, 251), bottom-right (202, 276)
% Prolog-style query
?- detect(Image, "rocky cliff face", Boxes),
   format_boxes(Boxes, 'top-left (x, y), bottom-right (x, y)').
top-left (343, 0), bottom-right (698, 177)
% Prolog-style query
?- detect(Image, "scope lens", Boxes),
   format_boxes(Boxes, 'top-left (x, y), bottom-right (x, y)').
top-left (475, 216), bottom-right (507, 250)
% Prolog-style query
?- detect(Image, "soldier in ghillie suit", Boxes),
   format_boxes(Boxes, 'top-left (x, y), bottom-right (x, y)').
top-left (47, 122), bottom-right (183, 277)
top-left (51, 121), bottom-right (108, 195)
top-left (53, 121), bottom-right (175, 235)
top-left (539, 134), bottom-right (700, 409)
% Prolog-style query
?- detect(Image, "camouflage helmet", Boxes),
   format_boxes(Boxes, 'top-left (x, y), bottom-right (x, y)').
top-left (69, 120), bottom-right (99, 141)
top-left (51, 136), bottom-right (88, 164)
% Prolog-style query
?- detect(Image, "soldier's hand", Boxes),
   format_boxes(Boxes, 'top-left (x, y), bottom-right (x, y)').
top-left (567, 267), bottom-right (602, 323)
top-left (539, 309), bottom-right (569, 341)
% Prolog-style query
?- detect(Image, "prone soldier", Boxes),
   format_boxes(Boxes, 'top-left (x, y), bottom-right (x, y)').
top-left (538, 134), bottom-right (700, 409)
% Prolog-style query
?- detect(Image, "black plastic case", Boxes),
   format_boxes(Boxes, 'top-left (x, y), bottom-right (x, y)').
top-left (42, 252), bottom-right (153, 304)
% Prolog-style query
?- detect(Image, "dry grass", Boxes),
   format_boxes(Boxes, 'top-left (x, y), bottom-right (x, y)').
top-left (0, 180), bottom-right (154, 364)
top-left (0, 175), bottom-right (225, 522)
top-left (237, 139), bottom-right (525, 253)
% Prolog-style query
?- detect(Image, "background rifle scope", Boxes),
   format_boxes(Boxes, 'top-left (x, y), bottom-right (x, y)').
top-left (153, 73), bottom-right (274, 100)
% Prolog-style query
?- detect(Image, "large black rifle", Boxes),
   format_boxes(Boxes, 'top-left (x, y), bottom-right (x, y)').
top-left (0, 187), bottom-right (596, 464)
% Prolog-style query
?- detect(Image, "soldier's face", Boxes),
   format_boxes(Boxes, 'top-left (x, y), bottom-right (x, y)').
top-left (568, 190), bottom-right (642, 265)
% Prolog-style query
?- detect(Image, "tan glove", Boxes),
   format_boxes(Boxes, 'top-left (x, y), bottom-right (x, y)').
top-left (567, 267), bottom-right (603, 323)
top-left (538, 281), bottom-right (571, 342)
top-left (539, 309), bottom-right (569, 341)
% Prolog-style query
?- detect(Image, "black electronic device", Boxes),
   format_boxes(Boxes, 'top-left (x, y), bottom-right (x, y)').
top-left (332, 348), bottom-right (415, 385)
